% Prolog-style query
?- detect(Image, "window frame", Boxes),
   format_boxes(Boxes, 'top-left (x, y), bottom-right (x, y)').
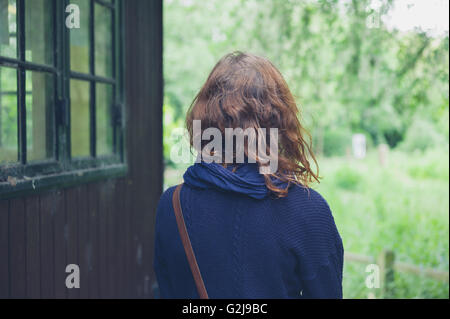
top-left (0, 0), bottom-right (126, 199)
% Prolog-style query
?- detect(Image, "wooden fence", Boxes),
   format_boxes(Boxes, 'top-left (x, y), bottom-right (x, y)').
top-left (344, 250), bottom-right (449, 298)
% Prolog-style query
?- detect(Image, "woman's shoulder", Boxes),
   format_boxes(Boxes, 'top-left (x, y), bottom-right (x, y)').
top-left (282, 184), bottom-right (342, 256)
top-left (155, 185), bottom-right (179, 221)
top-left (160, 185), bottom-right (178, 200)
top-left (280, 185), bottom-right (337, 232)
top-left (285, 185), bottom-right (332, 215)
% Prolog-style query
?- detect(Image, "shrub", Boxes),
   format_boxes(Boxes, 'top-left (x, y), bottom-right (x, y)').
top-left (323, 128), bottom-right (352, 157)
top-left (400, 118), bottom-right (446, 152)
top-left (408, 148), bottom-right (450, 180)
top-left (334, 166), bottom-right (362, 191)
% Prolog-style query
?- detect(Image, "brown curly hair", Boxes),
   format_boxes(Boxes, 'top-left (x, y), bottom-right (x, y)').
top-left (186, 52), bottom-right (319, 197)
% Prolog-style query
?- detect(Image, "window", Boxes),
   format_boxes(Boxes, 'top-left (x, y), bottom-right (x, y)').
top-left (0, 0), bottom-right (125, 197)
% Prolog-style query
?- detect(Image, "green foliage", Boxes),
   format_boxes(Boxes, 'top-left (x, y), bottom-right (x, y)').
top-left (333, 166), bottom-right (362, 191)
top-left (315, 148), bottom-right (449, 298)
top-left (400, 117), bottom-right (447, 152)
top-left (163, 96), bottom-right (191, 168)
top-left (164, 0), bottom-right (449, 153)
top-left (323, 128), bottom-right (352, 157)
top-left (407, 148), bottom-right (450, 180)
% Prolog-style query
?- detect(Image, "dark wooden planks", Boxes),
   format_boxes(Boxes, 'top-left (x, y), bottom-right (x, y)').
top-left (77, 186), bottom-right (89, 298)
top-left (124, 179), bottom-right (133, 298)
top-left (105, 181), bottom-right (117, 298)
top-left (0, 200), bottom-right (9, 298)
top-left (114, 179), bottom-right (126, 298)
top-left (2, 0), bottom-right (163, 299)
top-left (53, 191), bottom-right (67, 299)
top-left (98, 181), bottom-right (114, 298)
top-left (26, 196), bottom-right (40, 298)
top-left (120, 178), bottom-right (133, 298)
top-left (124, 0), bottom-right (163, 298)
top-left (39, 192), bottom-right (55, 298)
top-left (66, 187), bottom-right (79, 299)
top-left (53, 191), bottom-right (67, 298)
top-left (144, 0), bottom-right (163, 298)
top-left (87, 183), bottom-right (100, 298)
top-left (9, 198), bottom-right (26, 298)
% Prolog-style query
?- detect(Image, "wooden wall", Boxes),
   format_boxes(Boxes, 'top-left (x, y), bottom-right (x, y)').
top-left (0, 0), bottom-right (163, 299)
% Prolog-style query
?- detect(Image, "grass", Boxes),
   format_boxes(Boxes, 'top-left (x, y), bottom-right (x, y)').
top-left (163, 147), bottom-right (449, 299)
top-left (315, 147), bottom-right (449, 298)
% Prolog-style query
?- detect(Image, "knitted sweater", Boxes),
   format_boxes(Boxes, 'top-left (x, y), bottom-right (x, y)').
top-left (153, 162), bottom-right (344, 299)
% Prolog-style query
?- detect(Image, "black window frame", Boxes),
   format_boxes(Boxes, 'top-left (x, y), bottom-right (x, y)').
top-left (0, 0), bottom-right (126, 199)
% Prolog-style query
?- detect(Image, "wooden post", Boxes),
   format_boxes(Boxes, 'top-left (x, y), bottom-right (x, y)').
top-left (345, 146), bottom-right (352, 161)
top-left (378, 249), bottom-right (395, 298)
top-left (378, 144), bottom-right (389, 167)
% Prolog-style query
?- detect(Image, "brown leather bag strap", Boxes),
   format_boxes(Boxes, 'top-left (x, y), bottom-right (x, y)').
top-left (172, 184), bottom-right (209, 299)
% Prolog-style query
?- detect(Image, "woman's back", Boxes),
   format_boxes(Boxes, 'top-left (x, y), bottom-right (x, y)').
top-left (155, 52), bottom-right (343, 298)
top-left (154, 163), bottom-right (343, 298)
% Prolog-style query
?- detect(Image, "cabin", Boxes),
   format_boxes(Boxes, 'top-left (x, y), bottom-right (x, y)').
top-left (0, 0), bottom-right (163, 298)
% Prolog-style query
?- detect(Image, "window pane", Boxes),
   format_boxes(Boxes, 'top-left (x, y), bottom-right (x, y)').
top-left (25, 71), bottom-right (54, 162)
top-left (0, 0), bottom-right (17, 59)
top-left (96, 83), bottom-right (113, 156)
top-left (70, 79), bottom-right (90, 158)
top-left (70, 0), bottom-right (90, 73)
top-left (0, 66), bottom-right (18, 164)
top-left (95, 3), bottom-right (113, 78)
top-left (25, 0), bottom-right (54, 65)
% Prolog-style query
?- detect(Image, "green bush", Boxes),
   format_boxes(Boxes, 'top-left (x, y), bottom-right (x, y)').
top-left (323, 128), bottom-right (352, 157)
top-left (334, 166), bottom-right (362, 191)
top-left (408, 148), bottom-right (450, 180)
top-left (400, 118), bottom-right (446, 152)
top-left (316, 149), bottom-right (449, 298)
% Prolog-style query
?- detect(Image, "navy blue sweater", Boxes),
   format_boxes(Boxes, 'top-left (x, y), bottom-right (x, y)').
top-left (154, 162), bottom-right (344, 298)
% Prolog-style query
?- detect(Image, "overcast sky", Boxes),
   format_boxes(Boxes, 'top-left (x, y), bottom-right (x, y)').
top-left (384, 0), bottom-right (449, 37)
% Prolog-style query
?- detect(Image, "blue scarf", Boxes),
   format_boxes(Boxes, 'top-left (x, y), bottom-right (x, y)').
top-left (183, 162), bottom-right (288, 199)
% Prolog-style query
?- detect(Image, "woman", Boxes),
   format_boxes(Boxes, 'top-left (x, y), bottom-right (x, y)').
top-left (154, 52), bottom-right (344, 299)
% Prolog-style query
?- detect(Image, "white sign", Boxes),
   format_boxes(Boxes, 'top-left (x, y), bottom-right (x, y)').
top-left (352, 134), bottom-right (366, 159)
